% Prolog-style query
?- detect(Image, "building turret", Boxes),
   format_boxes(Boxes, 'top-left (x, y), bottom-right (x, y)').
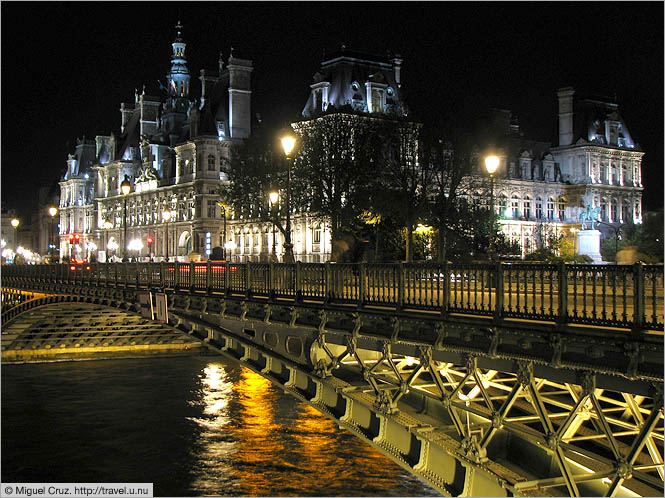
top-left (167, 21), bottom-right (190, 99)
top-left (161, 21), bottom-right (192, 144)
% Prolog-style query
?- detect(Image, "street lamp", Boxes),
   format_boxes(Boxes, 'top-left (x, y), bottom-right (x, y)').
top-left (269, 191), bottom-right (279, 262)
top-left (218, 203), bottom-right (228, 261)
top-left (120, 175), bottom-right (132, 262)
top-left (281, 135), bottom-right (296, 263)
top-left (10, 218), bottom-right (19, 252)
top-left (48, 207), bottom-right (58, 261)
top-left (103, 220), bottom-right (113, 262)
top-left (485, 155), bottom-right (499, 261)
top-left (162, 209), bottom-right (172, 262)
top-left (128, 238), bottom-right (144, 262)
top-left (570, 227), bottom-right (579, 257)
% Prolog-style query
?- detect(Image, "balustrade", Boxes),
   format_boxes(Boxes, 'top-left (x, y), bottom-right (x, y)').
top-left (2, 261), bottom-right (663, 332)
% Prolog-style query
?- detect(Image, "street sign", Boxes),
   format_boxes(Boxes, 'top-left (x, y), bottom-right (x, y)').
top-left (138, 291), bottom-right (154, 319)
top-left (155, 292), bottom-right (168, 324)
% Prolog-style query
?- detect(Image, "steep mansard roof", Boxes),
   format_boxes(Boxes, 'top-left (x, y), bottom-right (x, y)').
top-left (302, 48), bottom-right (404, 119)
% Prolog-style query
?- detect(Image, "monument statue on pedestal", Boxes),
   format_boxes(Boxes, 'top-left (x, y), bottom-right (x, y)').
top-left (580, 204), bottom-right (601, 230)
top-left (577, 204), bottom-right (603, 263)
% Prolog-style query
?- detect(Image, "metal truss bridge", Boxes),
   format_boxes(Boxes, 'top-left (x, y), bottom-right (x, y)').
top-left (2, 261), bottom-right (663, 497)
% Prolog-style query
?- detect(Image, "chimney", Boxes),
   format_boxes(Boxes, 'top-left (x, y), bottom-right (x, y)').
top-left (391, 55), bottom-right (402, 88)
top-left (557, 87), bottom-right (575, 146)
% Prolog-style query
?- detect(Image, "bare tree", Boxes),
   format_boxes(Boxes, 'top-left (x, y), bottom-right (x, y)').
top-left (292, 113), bottom-right (380, 258)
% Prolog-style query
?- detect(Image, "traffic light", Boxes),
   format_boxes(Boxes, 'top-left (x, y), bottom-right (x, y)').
top-left (68, 234), bottom-right (75, 244)
top-left (146, 236), bottom-right (154, 246)
top-left (74, 233), bottom-right (80, 244)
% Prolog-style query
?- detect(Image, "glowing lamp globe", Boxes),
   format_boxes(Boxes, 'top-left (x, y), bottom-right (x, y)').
top-left (281, 136), bottom-right (296, 157)
top-left (485, 156), bottom-right (500, 175)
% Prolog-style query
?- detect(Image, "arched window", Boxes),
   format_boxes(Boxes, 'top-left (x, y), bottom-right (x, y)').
top-left (547, 197), bottom-right (555, 220)
top-left (535, 197), bottom-right (543, 219)
top-left (622, 199), bottom-right (630, 222)
top-left (208, 155), bottom-right (216, 171)
top-left (600, 198), bottom-right (608, 221)
top-left (523, 195), bottom-right (532, 219)
top-left (558, 197), bottom-right (566, 221)
top-left (498, 194), bottom-right (508, 216)
top-left (511, 194), bottom-right (520, 218)
top-left (610, 199), bottom-right (618, 223)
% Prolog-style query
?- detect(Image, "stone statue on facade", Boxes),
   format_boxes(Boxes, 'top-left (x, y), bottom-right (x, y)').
top-left (579, 204), bottom-right (601, 230)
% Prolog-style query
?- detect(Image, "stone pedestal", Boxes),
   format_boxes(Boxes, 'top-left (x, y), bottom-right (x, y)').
top-left (577, 230), bottom-right (603, 264)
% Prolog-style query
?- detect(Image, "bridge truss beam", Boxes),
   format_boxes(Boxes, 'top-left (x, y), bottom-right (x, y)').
top-left (2, 283), bottom-right (662, 496)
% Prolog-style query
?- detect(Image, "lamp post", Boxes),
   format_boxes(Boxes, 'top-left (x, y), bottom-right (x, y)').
top-left (269, 191), bottom-right (279, 262)
top-left (570, 227), bottom-right (579, 258)
top-left (219, 204), bottom-right (227, 261)
top-left (103, 220), bottom-right (113, 262)
top-left (281, 135), bottom-right (296, 263)
top-left (484, 156), bottom-right (499, 261)
top-left (10, 218), bottom-right (19, 253)
top-left (120, 175), bottom-right (132, 262)
top-left (162, 209), bottom-right (172, 262)
top-left (48, 207), bottom-right (58, 261)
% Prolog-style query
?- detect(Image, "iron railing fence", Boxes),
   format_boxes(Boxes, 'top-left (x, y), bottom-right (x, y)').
top-left (2, 262), bottom-right (663, 331)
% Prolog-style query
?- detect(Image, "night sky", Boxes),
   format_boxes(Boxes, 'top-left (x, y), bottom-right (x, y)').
top-left (2, 2), bottom-right (663, 222)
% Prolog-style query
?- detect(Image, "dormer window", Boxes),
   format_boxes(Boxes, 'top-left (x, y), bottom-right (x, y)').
top-left (310, 80), bottom-right (330, 113)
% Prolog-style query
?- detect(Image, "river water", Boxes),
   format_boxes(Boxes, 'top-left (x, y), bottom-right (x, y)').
top-left (2, 356), bottom-right (440, 497)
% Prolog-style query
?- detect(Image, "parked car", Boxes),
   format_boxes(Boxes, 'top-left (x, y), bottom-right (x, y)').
top-left (69, 259), bottom-right (91, 271)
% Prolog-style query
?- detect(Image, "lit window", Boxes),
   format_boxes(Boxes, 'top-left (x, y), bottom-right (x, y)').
top-left (371, 89), bottom-right (382, 113)
top-left (535, 197), bottom-right (543, 219)
top-left (511, 195), bottom-right (520, 218)
top-left (547, 197), bottom-right (555, 220)
top-left (523, 196), bottom-right (532, 219)
top-left (206, 200), bottom-right (217, 218)
top-left (558, 197), bottom-right (566, 221)
top-left (622, 200), bottom-right (630, 222)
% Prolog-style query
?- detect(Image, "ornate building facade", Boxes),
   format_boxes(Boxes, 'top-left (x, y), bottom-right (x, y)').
top-left (480, 88), bottom-right (644, 256)
top-left (58, 24), bottom-right (253, 262)
top-left (56, 29), bottom-right (643, 263)
top-left (227, 48), bottom-right (412, 263)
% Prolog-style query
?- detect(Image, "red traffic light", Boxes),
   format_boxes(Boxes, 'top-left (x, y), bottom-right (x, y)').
top-left (146, 236), bottom-right (154, 246)
top-left (68, 234), bottom-right (75, 244)
top-left (74, 233), bottom-right (80, 242)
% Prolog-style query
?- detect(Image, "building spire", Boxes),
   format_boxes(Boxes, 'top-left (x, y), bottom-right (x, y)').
top-left (167, 21), bottom-right (190, 99)
top-left (175, 20), bottom-right (183, 41)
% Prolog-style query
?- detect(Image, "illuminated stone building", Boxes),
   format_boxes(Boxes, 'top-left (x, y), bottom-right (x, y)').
top-left (470, 89), bottom-right (643, 257)
top-left (56, 28), bottom-right (643, 263)
top-left (58, 24), bottom-right (253, 261)
top-left (229, 47), bottom-right (414, 262)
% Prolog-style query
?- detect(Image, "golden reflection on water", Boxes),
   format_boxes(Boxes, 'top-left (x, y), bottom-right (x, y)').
top-left (190, 365), bottom-right (437, 496)
top-left (188, 363), bottom-right (236, 495)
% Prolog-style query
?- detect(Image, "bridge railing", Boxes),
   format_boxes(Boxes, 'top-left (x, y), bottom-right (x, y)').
top-left (2, 261), bottom-right (663, 331)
